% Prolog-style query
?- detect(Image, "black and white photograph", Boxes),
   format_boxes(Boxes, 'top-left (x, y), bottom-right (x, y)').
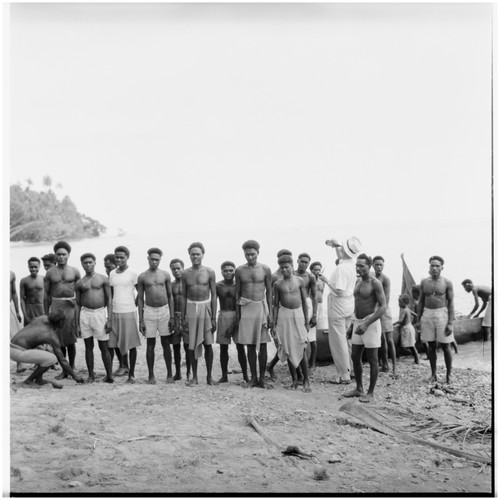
top-left (6, 2), bottom-right (493, 495)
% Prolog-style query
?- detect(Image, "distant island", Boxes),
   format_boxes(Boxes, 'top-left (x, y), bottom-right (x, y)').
top-left (10, 177), bottom-right (107, 242)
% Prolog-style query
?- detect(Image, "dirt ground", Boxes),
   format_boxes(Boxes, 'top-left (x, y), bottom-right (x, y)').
top-left (9, 339), bottom-right (492, 495)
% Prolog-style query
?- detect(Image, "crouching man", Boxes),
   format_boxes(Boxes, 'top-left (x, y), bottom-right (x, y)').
top-left (10, 313), bottom-right (84, 389)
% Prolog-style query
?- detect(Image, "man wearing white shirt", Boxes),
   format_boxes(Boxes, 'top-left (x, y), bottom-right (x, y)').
top-left (109, 245), bottom-right (142, 383)
top-left (318, 236), bottom-right (361, 384)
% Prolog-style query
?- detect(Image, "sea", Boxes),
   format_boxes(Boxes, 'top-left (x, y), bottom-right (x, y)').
top-left (8, 219), bottom-right (493, 371)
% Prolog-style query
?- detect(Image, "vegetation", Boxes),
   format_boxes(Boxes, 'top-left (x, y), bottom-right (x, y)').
top-left (10, 177), bottom-right (106, 242)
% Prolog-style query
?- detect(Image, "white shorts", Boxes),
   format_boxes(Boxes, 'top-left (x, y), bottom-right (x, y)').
top-left (421, 307), bottom-right (455, 344)
top-left (351, 316), bottom-right (381, 349)
top-left (144, 304), bottom-right (171, 338)
top-left (80, 307), bottom-right (109, 341)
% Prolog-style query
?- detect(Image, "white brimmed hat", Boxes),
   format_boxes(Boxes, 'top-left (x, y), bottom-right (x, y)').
top-left (342, 236), bottom-right (362, 258)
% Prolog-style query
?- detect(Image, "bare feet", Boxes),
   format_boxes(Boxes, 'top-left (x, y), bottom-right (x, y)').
top-left (390, 372), bottom-right (399, 379)
top-left (303, 380), bottom-right (312, 393)
top-left (55, 372), bottom-right (69, 380)
top-left (50, 380), bottom-right (63, 389)
top-left (359, 392), bottom-right (374, 403)
top-left (16, 368), bottom-right (27, 373)
top-left (125, 376), bottom-right (136, 384)
top-left (86, 376), bottom-right (95, 383)
top-left (147, 377), bottom-right (156, 385)
top-left (166, 376), bottom-right (174, 384)
top-left (380, 366), bottom-right (389, 373)
top-left (288, 381), bottom-right (299, 390)
top-left (102, 376), bottom-right (114, 383)
top-left (207, 377), bottom-right (218, 386)
top-left (249, 377), bottom-right (259, 388)
top-left (114, 367), bottom-right (129, 377)
top-left (186, 378), bottom-right (198, 387)
top-left (343, 389), bottom-right (365, 398)
top-left (21, 381), bottom-right (41, 389)
top-left (266, 364), bottom-right (275, 380)
top-left (173, 373), bottom-right (182, 381)
top-left (258, 378), bottom-right (273, 389)
top-left (218, 376), bottom-right (228, 383)
top-left (427, 375), bottom-right (437, 383)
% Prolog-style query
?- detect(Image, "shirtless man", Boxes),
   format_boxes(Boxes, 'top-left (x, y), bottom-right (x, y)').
top-left (273, 255), bottom-right (311, 392)
top-left (181, 242), bottom-right (217, 386)
top-left (20, 257), bottom-right (45, 326)
top-left (138, 248), bottom-right (175, 385)
top-left (11, 271), bottom-right (24, 372)
top-left (10, 312), bottom-right (84, 389)
top-left (417, 256), bottom-right (455, 384)
top-left (344, 254), bottom-right (387, 403)
top-left (216, 261), bottom-right (248, 383)
top-left (235, 240), bottom-right (273, 389)
top-left (104, 254), bottom-right (116, 276)
top-left (41, 253), bottom-right (56, 271)
top-left (462, 279), bottom-right (492, 341)
top-left (169, 259), bottom-right (190, 381)
top-left (109, 246), bottom-right (142, 383)
top-left (75, 253), bottom-right (113, 383)
top-left (294, 253), bottom-right (317, 372)
top-left (373, 256), bottom-right (397, 377)
top-left (44, 241), bottom-right (81, 379)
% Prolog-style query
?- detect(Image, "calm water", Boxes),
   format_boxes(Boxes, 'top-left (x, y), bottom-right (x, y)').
top-left (9, 219), bottom-right (492, 319)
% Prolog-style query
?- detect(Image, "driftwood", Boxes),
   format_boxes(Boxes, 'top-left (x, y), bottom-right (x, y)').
top-left (340, 402), bottom-right (491, 465)
top-left (118, 434), bottom-right (217, 443)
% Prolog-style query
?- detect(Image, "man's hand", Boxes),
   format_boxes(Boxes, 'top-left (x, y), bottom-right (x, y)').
top-left (211, 318), bottom-right (216, 333)
top-left (304, 320), bottom-right (310, 332)
top-left (139, 319), bottom-right (146, 336)
top-left (75, 375), bottom-right (84, 384)
top-left (346, 324), bottom-right (354, 340)
top-left (354, 322), bottom-right (367, 336)
top-left (445, 322), bottom-right (453, 336)
top-left (76, 325), bottom-right (82, 339)
top-left (168, 318), bottom-right (174, 333)
top-left (309, 315), bottom-right (317, 328)
top-left (16, 312), bottom-right (22, 323)
top-left (105, 318), bottom-right (112, 334)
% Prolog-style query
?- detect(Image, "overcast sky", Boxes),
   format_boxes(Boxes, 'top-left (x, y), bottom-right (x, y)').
top-left (7, 3), bottom-right (493, 236)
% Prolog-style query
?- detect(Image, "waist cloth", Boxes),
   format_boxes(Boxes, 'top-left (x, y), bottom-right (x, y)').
top-left (276, 305), bottom-right (308, 368)
top-left (237, 297), bottom-right (271, 346)
top-left (400, 322), bottom-right (416, 348)
top-left (109, 311), bottom-right (141, 352)
top-left (186, 299), bottom-right (213, 359)
top-left (217, 310), bottom-right (238, 344)
top-left (50, 297), bottom-right (77, 347)
top-left (171, 311), bottom-right (189, 344)
top-left (24, 303), bottom-right (45, 324)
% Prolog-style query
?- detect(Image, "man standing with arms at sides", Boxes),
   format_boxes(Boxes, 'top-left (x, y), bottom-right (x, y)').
top-left (294, 253), bottom-right (318, 372)
top-left (181, 243), bottom-right (217, 386)
top-left (235, 240), bottom-right (273, 389)
top-left (169, 259), bottom-right (191, 381)
top-left (44, 241), bottom-right (81, 380)
top-left (344, 254), bottom-right (386, 403)
top-left (317, 236), bottom-right (361, 384)
top-left (138, 248), bottom-right (175, 385)
top-left (417, 256), bottom-right (455, 384)
top-left (104, 254), bottom-right (116, 276)
top-left (109, 245), bottom-right (142, 384)
top-left (75, 253), bottom-right (114, 383)
top-left (20, 258), bottom-right (45, 326)
top-left (373, 256), bottom-right (397, 377)
top-left (41, 253), bottom-right (57, 272)
top-left (216, 261), bottom-right (248, 384)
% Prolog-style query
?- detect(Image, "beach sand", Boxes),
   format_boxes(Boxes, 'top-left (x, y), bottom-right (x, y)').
top-left (9, 339), bottom-right (492, 495)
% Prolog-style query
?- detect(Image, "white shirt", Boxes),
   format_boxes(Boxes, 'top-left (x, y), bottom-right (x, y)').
top-left (327, 259), bottom-right (356, 318)
top-left (109, 268), bottom-right (138, 313)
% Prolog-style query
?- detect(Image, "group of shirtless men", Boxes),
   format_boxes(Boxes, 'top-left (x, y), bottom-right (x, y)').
top-left (10, 236), bottom-right (491, 401)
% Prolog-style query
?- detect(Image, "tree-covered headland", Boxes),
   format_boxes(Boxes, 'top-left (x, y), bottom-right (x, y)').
top-left (10, 176), bottom-right (106, 242)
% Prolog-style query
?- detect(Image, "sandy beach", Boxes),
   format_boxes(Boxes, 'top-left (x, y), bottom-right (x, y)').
top-left (9, 338), bottom-right (492, 495)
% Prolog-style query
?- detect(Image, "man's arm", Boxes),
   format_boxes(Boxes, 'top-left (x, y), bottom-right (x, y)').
top-left (74, 281), bottom-right (82, 337)
top-left (467, 288), bottom-right (480, 317)
top-left (234, 268), bottom-right (241, 322)
top-left (209, 269), bottom-right (217, 333)
top-left (265, 266), bottom-right (273, 326)
top-left (137, 274), bottom-right (146, 334)
top-left (475, 297), bottom-right (488, 317)
top-left (48, 338), bottom-right (83, 383)
top-left (300, 281), bottom-right (309, 330)
top-left (445, 279), bottom-right (454, 335)
top-left (272, 282), bottom-right (279, 336)
top-left (417, 280), bottom-right (425, 323)
top-left (43, 273), bottom-right (52, 315)
top-left (309, 275), bottom-right (317, 326)
top-left (103, 278), bottom-right (112, 333)
top-left (365, 281), bottom-right (387, 327)
top-left (11, 276), bottom-right (22, 322)
top-left (165, 274), bottom-right (175, 329)
top-left (181, 273), bottom-right (188, 320)
top-left (19, 279), bottom-right (28, 323)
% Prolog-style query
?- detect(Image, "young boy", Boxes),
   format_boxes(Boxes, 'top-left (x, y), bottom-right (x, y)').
top-left (393, 294), bottom-right (420, 364)
top-left (169, 258), bottom-right (191, 381)
top-left (272, 255), bottom-right (311, 392)
top-left (20, 257), bottom-right (45, 326)
top-left (216, 261), bottom-right (248, 383)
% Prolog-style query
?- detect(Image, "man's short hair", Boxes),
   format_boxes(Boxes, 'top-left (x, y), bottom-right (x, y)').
top-left (41, 253), bottom-right (56, 263)
top-left (28, 257), bottom-right (41, 265)
top-left (461, 279), bottom-right (473, 286)
top-left (147, 247), bottom-right (163, 257)
top-left (221, 261), bottom-right (236, 270)
top-left (170, 258), bottom-right (184, 268)
top-left (114, 245), bottom-right (130, 258)
top-left (399, 294), bottom-right (411, 305)
top-left (429, 255), bottom-right (444, 265)
top-left (373, 255), bottom-right (384, 263)
top-left (188, 242), bottom-right (205, 254)
top-left (298, 252), bottom-right (311, 261)
top-left (54, 241), bottom-right (71, 254)
top-left (277, 248), bottom-right (292, 258)
top-left (80, 253), bottom-right (96, 262)
top-left (357, 253), bottom-right (372, 267)
top-left (104, 254), bottom-right (116, 264)
top-left (242, 240), bottom-right (260, 252)
top-left (278, 255), bottom-right (294, 266)
top-left (309, 261), bottom-right (322, 270)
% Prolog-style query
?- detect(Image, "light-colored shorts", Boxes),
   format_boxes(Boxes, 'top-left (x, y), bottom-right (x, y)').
top-left (143, 304), bottom-right (171, 338)
top-left (351, 316), bottom-right (382, 349)
top-left (10, 342), bottom-right (57, 368)
top-left (216, 310), bottom-right (238, 344)
top-left (483, 300), bottom-right (492, 328)
top-left (420, 307), bottom-right (455, 344)
top-left (400, 323), bottom-right (416, 348)
top-left (80, 307), bottom-right (109, 341)
top-left (380, 307), bottom-right (393, 332)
